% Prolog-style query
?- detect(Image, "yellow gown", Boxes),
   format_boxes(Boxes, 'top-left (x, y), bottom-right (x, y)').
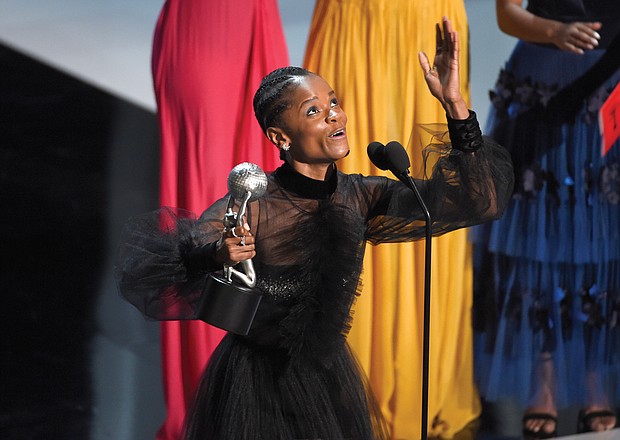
top-left (303, 1), bottom-right (480, 438)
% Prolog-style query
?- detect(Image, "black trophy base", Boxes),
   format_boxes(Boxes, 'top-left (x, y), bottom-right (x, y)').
top-left (196, 273), bottom-right (262, 335)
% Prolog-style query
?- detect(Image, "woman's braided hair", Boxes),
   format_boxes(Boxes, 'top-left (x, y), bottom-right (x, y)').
top-left (253, 66), bottom-right (313, 134)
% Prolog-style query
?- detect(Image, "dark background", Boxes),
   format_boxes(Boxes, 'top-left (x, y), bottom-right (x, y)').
top-left (0, 43), bottom-right (165, 440)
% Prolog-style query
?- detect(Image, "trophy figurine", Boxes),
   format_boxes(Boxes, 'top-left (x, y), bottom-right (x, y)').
top-left (196, 162), bottom-right (268, 335)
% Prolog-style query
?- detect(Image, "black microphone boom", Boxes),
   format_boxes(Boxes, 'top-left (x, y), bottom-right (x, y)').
top-left (367, 140), bottom-right (433, 440)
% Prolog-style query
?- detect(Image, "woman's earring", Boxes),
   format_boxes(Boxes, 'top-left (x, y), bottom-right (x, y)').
top-left (281, 143), bottom-right (290, 151)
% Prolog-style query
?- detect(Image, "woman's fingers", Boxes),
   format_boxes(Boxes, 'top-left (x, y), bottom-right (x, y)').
top-left (228, 223), bottom-right (251, 238)
top-left (442, 16), bottom-right (452, 45)
top-left (571, 24), bottom-right (599, 47)
top-left (434, 18), bottom-right (459, 70)
top-left (418, 51), bottom-right (432, 74)
top-left (225, 234), bottom-right (255, 247)
top-left (450, 21), bottom-right (459, 57)
top-left (227, 244), bottom-right (256, 260)
top-left (217, 222), bottom-right (256, 265)
top-left (557, 22), bottom-right (602, 53)
top-left (226, 223), bottom-right (255, 264)
top-left (223, 238), bottom-right (256, 265)
top-left (439, 17), bottom-right (457, 54)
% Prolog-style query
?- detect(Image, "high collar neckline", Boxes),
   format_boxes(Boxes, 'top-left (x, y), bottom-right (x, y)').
top-left (274, 162), bottom-right (338, 199)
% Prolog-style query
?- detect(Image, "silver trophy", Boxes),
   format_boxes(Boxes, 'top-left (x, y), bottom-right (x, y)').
top-left (222, 162), bottom-right (268, 286)
top-left (197, 162), bottom-right (268, 335)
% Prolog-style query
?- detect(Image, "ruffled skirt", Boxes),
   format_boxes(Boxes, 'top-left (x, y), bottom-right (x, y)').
top-left (473, 41), bottom-right (620, 407)
top-left (183, 334), bottom-right (388, 440)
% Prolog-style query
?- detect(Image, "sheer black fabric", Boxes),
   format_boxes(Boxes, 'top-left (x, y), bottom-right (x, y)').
top-left (115, 118), bottom-right (513, 439)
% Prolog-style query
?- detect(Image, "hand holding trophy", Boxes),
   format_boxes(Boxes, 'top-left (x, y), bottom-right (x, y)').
top-left (196, 162), bottom-right (268, 335)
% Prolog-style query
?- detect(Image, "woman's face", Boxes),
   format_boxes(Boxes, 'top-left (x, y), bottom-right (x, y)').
top-left (277, 75), bottom-right (349, 168)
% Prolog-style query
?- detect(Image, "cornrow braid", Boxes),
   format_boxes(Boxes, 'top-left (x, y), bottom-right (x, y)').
top-left (253, 66), bottom-right (313, 134)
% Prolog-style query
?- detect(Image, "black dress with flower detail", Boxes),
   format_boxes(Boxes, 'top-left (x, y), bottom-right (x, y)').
top-left (116, 113), bottom-right (513, 440)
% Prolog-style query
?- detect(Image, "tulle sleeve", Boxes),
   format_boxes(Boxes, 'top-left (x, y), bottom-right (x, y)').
top-left (114, 201), bottom-right (228, 320)
top-left (365, 112), bottom-right (514, 244)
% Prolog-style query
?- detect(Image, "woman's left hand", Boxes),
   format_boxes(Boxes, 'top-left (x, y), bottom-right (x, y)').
top-left (215, 223), bottom-right (256, 266)
top-left (418, 17), bottom-right (469, 119)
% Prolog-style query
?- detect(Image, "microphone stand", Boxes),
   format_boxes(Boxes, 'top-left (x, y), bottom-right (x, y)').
top-left (398, 171), bottom-right (432, 440)
top-left (370, 140), bottom-right (432, 440)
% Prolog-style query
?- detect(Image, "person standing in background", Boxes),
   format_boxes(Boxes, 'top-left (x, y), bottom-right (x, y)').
top-left (150, 1), bottom-right (288, 438)
top-left (473, 0), bottom-right (620, 438)
top-left (304, 1), bottom-right (482, 438)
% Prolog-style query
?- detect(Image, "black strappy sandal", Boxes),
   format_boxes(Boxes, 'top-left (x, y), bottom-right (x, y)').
top-left (577, 409), bottom-right (617, 433)
top-left (522, 413), bottom-right (558, 439)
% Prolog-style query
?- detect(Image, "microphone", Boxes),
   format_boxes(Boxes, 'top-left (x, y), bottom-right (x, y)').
top-left (368, 140), bottom-right (413, 189)
top-left (384, 140), bottom-right (411, 177)
top-left (367, 140), bottom-right (411, 182)
top-left (373, 139), bottom-right (429, 226)
top-left (367, 141), bottom-right (390, 171)
top-left (366, 139), bottom-right (432, 440)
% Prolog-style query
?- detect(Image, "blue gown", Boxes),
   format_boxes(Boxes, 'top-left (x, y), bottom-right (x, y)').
top-left (473, 0), bottom-right (620, 407)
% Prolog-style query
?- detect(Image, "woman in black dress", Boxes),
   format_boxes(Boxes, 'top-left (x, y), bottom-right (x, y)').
top-left (116, 18), bottom-right (513, 439)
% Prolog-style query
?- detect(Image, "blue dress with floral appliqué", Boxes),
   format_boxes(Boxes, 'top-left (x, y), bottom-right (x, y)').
top-left (473, 11), bottom-right (620, 407)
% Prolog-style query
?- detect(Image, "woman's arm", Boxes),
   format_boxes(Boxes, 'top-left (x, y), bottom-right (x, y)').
top-left (496, 0), bottom-right (601, 54)
top-left (362, 17), bottom-right (513, 245)
top-left (363, 130), bottom-right (514, 245)
top-left (114, 200), bottom-right (235, 321)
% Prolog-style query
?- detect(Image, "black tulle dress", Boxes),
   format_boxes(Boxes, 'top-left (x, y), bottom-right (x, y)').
top-left (116, 113), bottom-right (513, 440)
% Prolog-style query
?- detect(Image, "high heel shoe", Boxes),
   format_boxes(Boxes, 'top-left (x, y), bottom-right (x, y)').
top-left (577, 409), bottom-right (617, 433)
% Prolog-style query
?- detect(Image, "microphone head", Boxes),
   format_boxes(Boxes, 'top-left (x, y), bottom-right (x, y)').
top-left (385, 141), bottom-right (410, 174)
top-left (227, 162), bottom-right (268, 201)
top-left (367, 141), bottom-right (390, 170)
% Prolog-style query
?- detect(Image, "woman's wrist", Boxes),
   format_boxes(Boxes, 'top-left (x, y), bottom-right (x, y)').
top-left (443, 98), bottom-right (469, 120)
top-left (186, 241), bottom-right (221, 274)
top-left (447, 110), bottom-right (483, 153)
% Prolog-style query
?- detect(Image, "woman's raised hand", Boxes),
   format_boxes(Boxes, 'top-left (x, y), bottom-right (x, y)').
top-left (418, 17), bottom-right (469, 119)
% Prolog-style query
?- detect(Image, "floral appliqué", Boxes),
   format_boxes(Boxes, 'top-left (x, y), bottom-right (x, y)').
top-left (600, 162), bottom-right (620, 204)
top-left (490, 70), bottom-right (616, 123)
